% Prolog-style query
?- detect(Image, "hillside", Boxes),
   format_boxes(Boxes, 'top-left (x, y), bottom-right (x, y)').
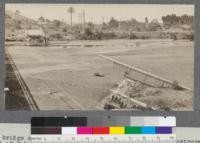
top-left (5, 10), bottom-right (39, 40)
top-left (5, 10), bottom-right (38, 29)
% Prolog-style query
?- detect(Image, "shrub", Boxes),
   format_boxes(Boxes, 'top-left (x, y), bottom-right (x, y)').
top-left (171, 33), bottom-right (177, 40)
top-left (141, 35), bottom-right (150, 39)
top-left (84, 28), bottom-right (94, 38)
top-left (187, 33), bottom-right (194, 41)
top-left (80, 28), bottom-right (95, 40)
top-left (101, 32), bottom-right (116, 39)
top-left (129, 33), bottom-right (138, 39)
top-left (95, 32), bottom-right (103, 40)
top-left (80, 28), bottom-right (117, 40)
top-left (49, 33), bottom-right (63, 40)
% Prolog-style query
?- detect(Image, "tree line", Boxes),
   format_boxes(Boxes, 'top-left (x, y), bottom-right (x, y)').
top-left (162, 14), bottom-right (193, 26)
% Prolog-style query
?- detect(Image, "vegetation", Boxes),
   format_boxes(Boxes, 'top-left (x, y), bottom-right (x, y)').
top-left (148, 19), bottom-right (162, 31)
top-left (171, 33), bottom-right (178, 40)
top-left (79, 28), bottom-right (117, 40)
top-left (162, 14), bottom-right (193, 27)
top-left (5, 10), bottom-right (194, 41)
top-left (129, 33), bottom-right (138, 39)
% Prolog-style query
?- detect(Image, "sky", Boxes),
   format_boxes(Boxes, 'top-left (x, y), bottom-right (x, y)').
top-left (6, 4), bottom-right (194, 24)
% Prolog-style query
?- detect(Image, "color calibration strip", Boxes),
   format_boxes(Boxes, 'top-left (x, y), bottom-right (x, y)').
top-left (31, 116), bottom-right (175, 135)
top-left (31, 116), bottom-right (176, 127)
top-left (32, 126), bottom-right (172, 135)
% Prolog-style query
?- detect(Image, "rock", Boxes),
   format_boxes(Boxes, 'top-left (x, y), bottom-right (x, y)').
top-left (93, 72), bottom-right (105, 77)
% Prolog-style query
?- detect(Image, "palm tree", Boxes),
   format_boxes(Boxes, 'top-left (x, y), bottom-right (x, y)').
top-left (68, 7), bottom-right (75, 27)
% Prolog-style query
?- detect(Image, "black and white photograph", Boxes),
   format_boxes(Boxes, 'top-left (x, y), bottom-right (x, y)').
top-left (5, 4), bottom-right (194, 111)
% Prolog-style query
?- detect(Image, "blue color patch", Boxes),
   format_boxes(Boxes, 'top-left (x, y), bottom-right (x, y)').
top-left (141, 127), bottom-right (156, 134)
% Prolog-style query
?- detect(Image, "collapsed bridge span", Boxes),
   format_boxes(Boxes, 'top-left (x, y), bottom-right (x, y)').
top-left (99, 54), bottom-right (190, 91)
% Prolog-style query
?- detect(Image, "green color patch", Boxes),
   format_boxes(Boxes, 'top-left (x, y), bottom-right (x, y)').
top-left (125, 127), bottom-right (141, 134)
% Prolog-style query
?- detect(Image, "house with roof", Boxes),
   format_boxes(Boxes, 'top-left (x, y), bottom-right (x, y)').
top-left (25, 28), bottom-right (47, 46)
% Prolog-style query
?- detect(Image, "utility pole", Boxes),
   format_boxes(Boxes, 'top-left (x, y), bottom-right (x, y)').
top-left (79, 13), bottom-right (83, 28)
top-left (83, 10), bottom-right (86, 29)
top-left (68, 7), bottom-right (75, 27)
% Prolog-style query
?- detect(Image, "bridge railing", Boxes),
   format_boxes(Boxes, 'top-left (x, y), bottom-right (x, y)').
top-left (99, 54), bottom-right (190, 90)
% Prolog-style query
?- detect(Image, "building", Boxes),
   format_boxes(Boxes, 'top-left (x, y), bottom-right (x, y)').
top-left (25, 28), bottom-right (47, 46)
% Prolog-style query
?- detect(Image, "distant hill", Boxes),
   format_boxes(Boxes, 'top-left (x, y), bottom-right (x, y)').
top-left (5, 10), bottom-right (39, 34)
top-left (5, 10), bottom-right (41, 41)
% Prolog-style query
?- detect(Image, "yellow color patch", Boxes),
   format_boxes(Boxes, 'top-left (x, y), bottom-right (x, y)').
top-left (109, 127), bottom-right (125, 134)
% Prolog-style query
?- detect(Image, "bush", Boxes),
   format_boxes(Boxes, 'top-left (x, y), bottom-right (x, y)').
top-left (141, 35), bottom-right (150, 39)
top-left (100, 32), bottom-right (116, 39)
top-left (79, 28), bottom-right (117, 40)
top-left (187, 34), bottom-right (194, 41)
top-left (84, 28), bottom-right (94, 38)
top-left (171, 33), bottom-right (177, 40)
top-left (129, 33), bottom-right (138, 39)
top-left (95, 32), bottom-right (103, 40)
top-left (62, 27), bottom-right (67, 33)
top-left (80, 28), bottom-right (95, 40)
top-left (49, 33), bottom-right (64, 40)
